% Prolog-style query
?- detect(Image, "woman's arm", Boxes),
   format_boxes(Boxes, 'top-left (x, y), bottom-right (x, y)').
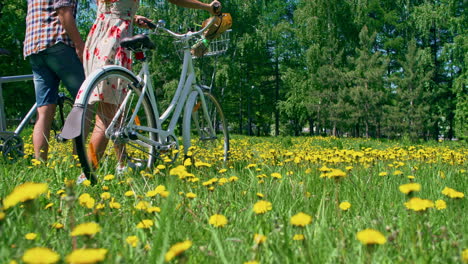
top-left (168, 0), bottom-right (221, 15)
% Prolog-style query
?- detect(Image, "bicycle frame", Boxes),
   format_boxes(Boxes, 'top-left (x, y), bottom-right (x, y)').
top-left (0, 74), bottom-right (34, 134)
top-left (73, 34), bottom-right (215, 153)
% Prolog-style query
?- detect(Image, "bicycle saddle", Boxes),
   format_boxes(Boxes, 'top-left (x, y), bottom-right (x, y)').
top-left (120, 34), bottom-right (155, 51)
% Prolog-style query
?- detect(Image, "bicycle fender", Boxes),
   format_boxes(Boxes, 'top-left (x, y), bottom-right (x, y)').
top-left (60, 106), bottom-right (83, 139)
top-left (73, 65), bottom-right (136, 105)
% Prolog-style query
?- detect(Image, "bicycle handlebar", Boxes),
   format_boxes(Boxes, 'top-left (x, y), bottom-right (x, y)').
top-left (153, 14), bottom-right (219, 40)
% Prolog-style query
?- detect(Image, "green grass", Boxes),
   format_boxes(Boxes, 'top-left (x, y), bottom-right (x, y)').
top-left (0, 136), bottom-right (467, 263)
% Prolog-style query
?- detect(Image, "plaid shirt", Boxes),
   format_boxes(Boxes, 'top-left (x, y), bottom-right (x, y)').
top-left (23, 0), bottom-right (78, 58)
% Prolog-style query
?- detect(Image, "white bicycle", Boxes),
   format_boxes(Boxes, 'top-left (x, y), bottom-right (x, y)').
top-left (61, 15), bottom-right (230, 183)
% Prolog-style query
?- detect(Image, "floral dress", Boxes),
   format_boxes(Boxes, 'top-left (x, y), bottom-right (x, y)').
top-left (77, 0), bottom-right (139, 105)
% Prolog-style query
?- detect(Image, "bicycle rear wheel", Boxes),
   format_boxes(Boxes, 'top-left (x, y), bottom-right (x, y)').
top-left (75, 68), bottom-right (157, 181)
top-left (184, 92), bottom-right (229, 163)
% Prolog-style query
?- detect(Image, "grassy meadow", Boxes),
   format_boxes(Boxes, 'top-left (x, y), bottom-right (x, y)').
top-left (0, 135), bottom-right (467, 264)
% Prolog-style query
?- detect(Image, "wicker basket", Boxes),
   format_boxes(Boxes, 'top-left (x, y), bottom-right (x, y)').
top-left (174, 29), bottom-right (231, 59)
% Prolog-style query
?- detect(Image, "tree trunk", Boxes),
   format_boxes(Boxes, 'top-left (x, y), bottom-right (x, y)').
top-left (274, 54), bottom-right (280, 136)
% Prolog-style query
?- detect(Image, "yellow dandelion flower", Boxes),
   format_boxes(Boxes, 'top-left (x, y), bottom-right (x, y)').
top-left (95, 203), bottom-right (105, 210)
top-left (256, 193), bottom-right (264, 198)
top-left (135, 201), bottom-right (150, 210)
top-left (52, 223), bottom-right (64, 229)
top-left (136, 219), bottom-right (154, 229)
top-left (219, 168), bottom-right (227, 173)
top-left (328, 169), bottom-right (347, 178)
top-left (290, 212), bottom-right (312, 227)
top-left (126, 236), bottom-right (139, 247)
top-left (319, 165), bottom-right (332, 172)
top-left (435, 200), bottom-right (447, 210)
top-left (229, 176), bottom-right (239, 182)
top-left (102, 186), bottom-right (109, 191)
top-left (194, 161), bottom-right (211, 168)
top-left (404, 197), bottom-right (434, 211)
top-left (378, 172), bottom-right (388, 177)
top-left (253, 234), bottom-right (267, 244)
top-left (0, 211), bottom-right (5, 220)
top-left (164, 240), bottom-right (192, 262)
top-left (146, 190), bottom-right (158, 197)
top-left (70, 222), bottom-right (101, 237)
top-left (31, 159), bottom-right (42, 166)
top-left (109, 199), bottom-right (121, 209)
top-left (345, 166), bottom-right (353, 171)
top-left (25, 233), bottom-right (37, 240)
top-left (356, 229), bottom-right (386, 245)
top-left (186, 192), bottom-right (197, 199)
top-left (83, 180), bottom-right (91, 186)
top-left (147, 206), bottom-right (161, 213)
top-left (441, 187), bottom-right (464, 199)
top-left (462, 249), bottom-right (468, 263)
top-left (22, 247), bottom-right (59, 264)
top-left (65, 248), bottom-right (107, 264)
top-left (246, 163), bottom-right (257, 169)
top-left (399, 183), bottom-right (421, 195)
top-left (244, 261), bottom-right (259, 264)
top-left (100, 192), bottom-right (111, 200)
top-left (157, 164), bottom-right (166, 170)
top-left (253, 200), bottom-right (272, 214)
top-left (183, 158), bottom-right (192, 166)
top-left (78, 193), bottom-right (95, 209)
top-left (103, 174), bottom-right (115, 181)
top-left (293, 234), bottom-right (305, 241)
top-left (339, 201), bottom-right (351, 211)
top-left (271, 172), bottom-right (282, 179)
top-left (209, 214), bottom-right (228, 227)
top-left (393, 170), bottom-right (403, 176)
top-left (124, 191), bottom-right (135, 197)
top-left (3, 182), bottom-right (48, 209)
top-left (218, 178), bottom-right (228, 185)
top-left (44, 203), bottom-right (54, 209)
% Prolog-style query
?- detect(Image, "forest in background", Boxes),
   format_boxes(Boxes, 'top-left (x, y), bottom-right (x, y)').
top-left (0, 0), bottom-right (466, 140)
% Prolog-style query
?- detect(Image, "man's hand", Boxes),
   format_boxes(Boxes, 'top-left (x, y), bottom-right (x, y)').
top-left (56, 6), bottom-right (85, 62)
top-left (74, 41), bottom-right (85, 62)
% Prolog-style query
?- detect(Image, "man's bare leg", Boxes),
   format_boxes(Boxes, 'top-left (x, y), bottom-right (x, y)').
top-left (33, 104), bottom-right (57, 161)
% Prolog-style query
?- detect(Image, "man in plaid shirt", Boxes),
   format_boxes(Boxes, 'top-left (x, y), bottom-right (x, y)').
top-left (24, 0), bottom-right (85, 161)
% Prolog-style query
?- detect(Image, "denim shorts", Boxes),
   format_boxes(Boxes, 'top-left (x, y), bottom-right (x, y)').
top-left (29, 42), bottom-right (85, 107)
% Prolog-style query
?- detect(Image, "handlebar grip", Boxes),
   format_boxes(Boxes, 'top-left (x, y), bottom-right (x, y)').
top-left (146, 21), bottom-right (157, 30)
top-left (213, 2), bottom-right (221, 15)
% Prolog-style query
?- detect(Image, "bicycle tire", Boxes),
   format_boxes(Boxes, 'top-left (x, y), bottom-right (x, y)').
top-left (183, 91), bottom-right (229, 163)
top-left (75, 68), bottom-right (157, 181)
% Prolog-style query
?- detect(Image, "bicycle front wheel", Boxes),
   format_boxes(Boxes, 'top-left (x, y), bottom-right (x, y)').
top-left (184, 92), bottom-right (229, 163)
top-left (75, 68), bottom-right (157, 180)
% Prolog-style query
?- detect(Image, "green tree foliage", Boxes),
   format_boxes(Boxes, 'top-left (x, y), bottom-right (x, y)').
top-left (346, 26), bottom-right (389, 138)
top-left (0, 0), bottom-right (34, 118)
top-left (0, 0), bottom-right (465, 139)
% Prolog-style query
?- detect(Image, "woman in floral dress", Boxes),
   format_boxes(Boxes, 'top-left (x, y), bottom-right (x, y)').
top-left (77, 0), bottom-right (221, 178)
